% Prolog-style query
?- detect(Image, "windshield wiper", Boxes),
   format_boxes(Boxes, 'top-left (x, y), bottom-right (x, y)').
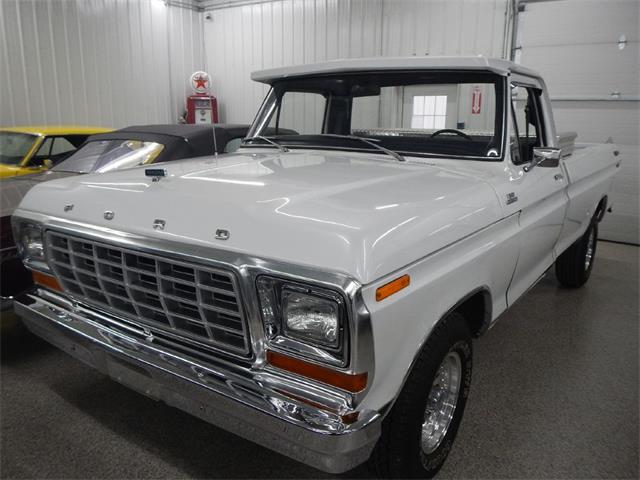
top-left (318, 134), bottom-right (405, 162)
top-left (242, 135), bottom-right (289, 153)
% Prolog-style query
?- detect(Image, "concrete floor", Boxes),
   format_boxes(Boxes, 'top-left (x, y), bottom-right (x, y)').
top-left (1, 241), bottom-right (638, 479)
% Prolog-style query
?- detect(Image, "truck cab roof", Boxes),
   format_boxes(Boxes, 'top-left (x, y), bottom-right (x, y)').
top-left (251, 56), bottom-right (542, 84)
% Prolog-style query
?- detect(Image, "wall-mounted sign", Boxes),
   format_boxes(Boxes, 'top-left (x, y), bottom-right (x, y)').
top-left (471, 86), bottom-right (482, 114)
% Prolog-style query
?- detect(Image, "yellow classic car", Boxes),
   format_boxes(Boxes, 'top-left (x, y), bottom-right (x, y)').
top-left (0, 126), bottom-right (111, 178)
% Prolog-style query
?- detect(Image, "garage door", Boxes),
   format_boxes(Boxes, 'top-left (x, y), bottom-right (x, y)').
top-left (518, 0), bottom-right (639, 244)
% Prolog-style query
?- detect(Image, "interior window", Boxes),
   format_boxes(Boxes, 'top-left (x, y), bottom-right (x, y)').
top-left (411, 95), bottom-right (447, 129)
top-left (511, 85), bottom-right (544, 165)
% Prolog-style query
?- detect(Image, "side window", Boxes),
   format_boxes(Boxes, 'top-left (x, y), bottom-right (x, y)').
top-left (50, 137), bottom-right (76, 156)
top-left (29, 137), bottom-right (53, 166)
top-left (50, 135), bottom-right (86, 164)
top-left (29, 136), bottom-right (85, 166)
top-left (270, 91), bottom-right (326, 135)
top-left (510, 86), bottom-right (544, 165)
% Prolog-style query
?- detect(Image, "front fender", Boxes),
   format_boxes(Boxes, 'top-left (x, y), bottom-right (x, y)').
top-left (356, 213), bottom-right (520, 413)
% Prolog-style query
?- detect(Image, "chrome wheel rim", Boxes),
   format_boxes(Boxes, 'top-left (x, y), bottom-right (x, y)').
top-left (584, 228), bottom-right (595, 271)
top-left (421, 351), bottom-right (462, 455)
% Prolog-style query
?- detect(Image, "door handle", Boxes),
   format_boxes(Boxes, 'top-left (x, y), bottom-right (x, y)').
top-left (554, 173), bottom-right (564, 181)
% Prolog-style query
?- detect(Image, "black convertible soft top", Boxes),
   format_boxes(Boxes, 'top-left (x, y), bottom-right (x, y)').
top-left (0, 124), bottom-right (254, 219)
top-left (87, 123), bottom-right (253, 159)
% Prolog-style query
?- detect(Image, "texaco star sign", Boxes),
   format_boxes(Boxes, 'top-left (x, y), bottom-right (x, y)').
top-left (190, 71), bottom-right (211, 94)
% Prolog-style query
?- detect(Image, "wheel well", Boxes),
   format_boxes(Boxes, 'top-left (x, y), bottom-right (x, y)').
top-left (451, 289), bottom-right (492, 338)
top-left (595, 196), bottom-right (608, 222)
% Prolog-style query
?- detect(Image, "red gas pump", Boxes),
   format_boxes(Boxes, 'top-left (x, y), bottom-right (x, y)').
top-left (185, 71), bottom-right (219, 124)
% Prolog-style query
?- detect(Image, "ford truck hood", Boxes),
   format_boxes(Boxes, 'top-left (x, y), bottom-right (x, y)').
top-left (16, 150), bottom-right (502, 283)
top-left (1, 170), bottom-right (78, 217)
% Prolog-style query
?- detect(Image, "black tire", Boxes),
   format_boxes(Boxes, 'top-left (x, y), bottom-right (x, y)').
top-left (555, 221), bottom-right (598, 288)
top-left (371, 312), bottom-right (472, 478)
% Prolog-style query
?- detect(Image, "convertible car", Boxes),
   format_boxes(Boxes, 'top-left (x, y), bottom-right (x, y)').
top-left (0, 126), bottom-right (111, 179)
top-left (1, 123), bottom-right (257, 322)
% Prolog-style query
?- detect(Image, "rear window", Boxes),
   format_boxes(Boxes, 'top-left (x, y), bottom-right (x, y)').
top-left (53, 140), bottom-right (164, 173)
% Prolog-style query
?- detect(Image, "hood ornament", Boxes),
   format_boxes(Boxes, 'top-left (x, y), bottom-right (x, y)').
top-left (103, 211), bottom-right (115, 220)
top-left (215, 229), bottom-right (230, 241)
top-left (64, 204), bottom-right (74, 212)
top-left (153, 219), bottom-right (166, 230)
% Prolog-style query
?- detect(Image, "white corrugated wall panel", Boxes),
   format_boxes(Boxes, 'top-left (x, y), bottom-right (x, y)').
top-left (204, 0), bottom-right (508, 124)
top-left (205, 0), bottom-right (384, 124)
top-left (519, 0), bottom-right (639, 244)
top-left (0, 0), bottom-right (203, 128)
top-left (169, 4), bottom-right (207, 123)
top-left (381, 0), bottom-right (507, 57)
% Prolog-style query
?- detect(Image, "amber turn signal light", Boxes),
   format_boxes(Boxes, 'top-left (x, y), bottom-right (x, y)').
top-left (266, 350), bottom-right (368, 393)
top-left (376, 274), bottom-right (410, 301)
top-left (32, 271), bottom-right (62, 292)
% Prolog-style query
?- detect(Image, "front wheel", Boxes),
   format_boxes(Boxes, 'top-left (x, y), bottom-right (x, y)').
top-left (371, 312), bottom-right (472, 478)
top-left (555, 221), bottom-right (598, 288)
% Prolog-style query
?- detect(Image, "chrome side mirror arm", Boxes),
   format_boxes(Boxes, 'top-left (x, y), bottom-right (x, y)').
top-left (524, 147), bottom-right (562, 172)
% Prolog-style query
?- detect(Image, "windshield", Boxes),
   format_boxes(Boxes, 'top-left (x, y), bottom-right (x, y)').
top-left (53, 139), bottom-right (164, 173)
top-left (247, 71), bottom-right (505, 159)
top-left (0, 132), bottom-right (37, 165)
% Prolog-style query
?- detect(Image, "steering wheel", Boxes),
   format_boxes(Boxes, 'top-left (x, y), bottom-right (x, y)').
top-left (430, 129), bottom-right (473, 141)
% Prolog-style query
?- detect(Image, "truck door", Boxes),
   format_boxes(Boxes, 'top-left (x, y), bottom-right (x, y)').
top-left (504, 82), bottom-right (568, 305)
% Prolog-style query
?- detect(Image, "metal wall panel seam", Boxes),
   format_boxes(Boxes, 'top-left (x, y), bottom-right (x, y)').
top-left (0, 0), bottom-right (16, 121)
top-left (74, 1), bottom-right (90, 123)
top-left (14, 0), bottom-right (32, 123)
top-left (30, 1), bottom-right (47, 124)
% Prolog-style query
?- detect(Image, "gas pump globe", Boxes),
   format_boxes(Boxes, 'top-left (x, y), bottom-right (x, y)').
top-left (185, 71), bottom-right (219, 124)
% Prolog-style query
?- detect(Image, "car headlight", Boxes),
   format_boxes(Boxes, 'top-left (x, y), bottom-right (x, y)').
top-left (283, 290), bottom-right (339, 347)
top-left (257, 276), bottom-right (347, 364)
top-left (11, 219), bottom-right (50, 272)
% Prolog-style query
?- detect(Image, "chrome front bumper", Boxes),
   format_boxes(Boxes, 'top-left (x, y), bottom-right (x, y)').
top-left (14, 290), bottom-right (382, 474)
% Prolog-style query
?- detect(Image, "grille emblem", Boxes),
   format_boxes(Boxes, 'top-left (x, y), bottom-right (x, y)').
top-left (215, 229), bottom-right (230, 240)
top-left (64, 204), bottom-right (74, 212)
top-left (103, 211), bottom-right (115, 220)
top-left (153, 219), bottom-right (166, 230)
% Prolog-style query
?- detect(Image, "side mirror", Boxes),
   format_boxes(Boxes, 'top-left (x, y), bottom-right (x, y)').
top-left (524, 147), bottom-right (561, 172)
top-left (29, 157), bottom-right (49, 168)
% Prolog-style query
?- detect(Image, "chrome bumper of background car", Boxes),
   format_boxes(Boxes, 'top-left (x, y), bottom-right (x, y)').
top-left (13, 289), bottom-right (382, 474)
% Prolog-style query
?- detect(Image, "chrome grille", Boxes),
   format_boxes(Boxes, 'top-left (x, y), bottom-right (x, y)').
top-left (45, 231), bottom-right (250, 357)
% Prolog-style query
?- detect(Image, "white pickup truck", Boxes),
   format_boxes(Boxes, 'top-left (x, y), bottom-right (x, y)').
top-left (13, 57), bottom-right (619, 478)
